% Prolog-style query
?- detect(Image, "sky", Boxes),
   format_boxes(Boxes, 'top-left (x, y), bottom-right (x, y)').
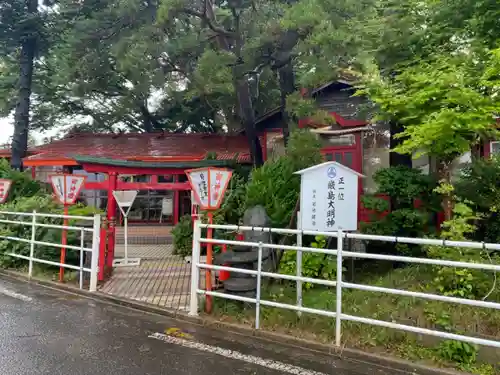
top-left (0, 117), bottom-right (13, 146)
top-left (0, 116), bottom-right (59, 147)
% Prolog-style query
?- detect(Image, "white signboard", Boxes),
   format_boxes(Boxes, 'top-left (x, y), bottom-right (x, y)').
top-left (49, 174), bottom-right (87, 205)
top-left (187, 169), bottom-right (209, 208)
top-left (295, 162), bottom-right (363, 232)
top-left (162, 196), bottom-right (173, 215)
top-left (112, 190), bottom-right (140, 267)
top-left (0, 179), bottom-right (12, 204)
top-left (186, 167), bottom-right (232, 210)
top-left (113, 190), bottom-right (138, 209)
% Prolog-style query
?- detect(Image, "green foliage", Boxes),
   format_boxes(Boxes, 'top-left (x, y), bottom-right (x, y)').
top-left (172, 172), bottom-right (248, 257)
top-left (279, 235), bottom-right (336, 289)
top-left (244, 130), bottom-right (323, 228)
top-left (455, 155), bottom-right (500, 242)
top-left (212, 172), bottom-right (247, 227)
top-left (0, 161), bottom-right (100, 270)
top-left (426, 202), bottom-right (499, 300)
top-left (171, 215), bottom-right (193, 258)
top-left (361, 52), bottom-right (500, 165)
top-left (0, 194), bottom-right (100, 269)
top-left (361, 166), bottom-right (439, 254)
top-left (0, 159), bottom-right (43, 200)
top-left (438, 340), bottom-right (478, 367)
top-left (368, 166), bottom-right (439, 208)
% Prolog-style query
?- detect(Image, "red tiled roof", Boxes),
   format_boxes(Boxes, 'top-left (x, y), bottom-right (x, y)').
top-left (0, 148), bottom-right (36, 158)
top-left (24, 132), bottom-right (252, 165)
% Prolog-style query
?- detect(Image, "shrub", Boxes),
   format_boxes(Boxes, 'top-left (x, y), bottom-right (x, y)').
top-left (244, 129), bottom-right (323, 228)
top-left (0, 194), bottom-right (101, 269)
top-left (0, 159), bottom-right (44, 200)
top-left (426, 201), bottom-right (499, 300)
top-left (0, 162), bottom-right (101, 271)
top-left (279, 235), bottom-right (337, 289)
top-left (212, 172), bottom-right (247, 226)
top-left (361, 166), bottom-right (440, 255)
top-left (171, 215), bottom-right (193, 257)
top-left (454, 155), bottom-right (500, 243)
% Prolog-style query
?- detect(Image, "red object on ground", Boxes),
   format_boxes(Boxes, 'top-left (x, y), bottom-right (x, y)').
top-left (219, 244), bottom-right (230, 282)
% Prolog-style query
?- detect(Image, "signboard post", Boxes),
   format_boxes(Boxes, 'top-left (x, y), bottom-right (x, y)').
top-left (185, 167), bottom-right (232, 313)
top-left (0, 179), bottom-right (13, 204)
top-left (49, 174), bottom-right (87, 282)
top-left (294, 162), bottom-right (364, 312)
top-left (112, 190), bottom-right (140, 267)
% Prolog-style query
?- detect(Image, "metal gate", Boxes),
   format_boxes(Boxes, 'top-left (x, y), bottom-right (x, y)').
top-left (98, 225), bottom-right (191, 311)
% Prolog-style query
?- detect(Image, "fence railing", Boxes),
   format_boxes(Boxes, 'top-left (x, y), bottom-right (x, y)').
top-left (189, 220), bottom-right (500, 349)
top-left (0, 210), bottom-right (101, 291)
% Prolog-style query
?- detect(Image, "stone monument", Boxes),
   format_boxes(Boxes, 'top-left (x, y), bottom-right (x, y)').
top-left (214, 205), bottom-right (272, 297)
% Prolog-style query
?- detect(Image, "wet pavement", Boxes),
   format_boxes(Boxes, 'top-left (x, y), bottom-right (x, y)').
top-left (0, 276), bottom-right (405, 375)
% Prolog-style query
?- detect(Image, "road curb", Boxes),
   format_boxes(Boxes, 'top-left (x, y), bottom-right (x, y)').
top-left (0, 270), bottom-right (467, 375)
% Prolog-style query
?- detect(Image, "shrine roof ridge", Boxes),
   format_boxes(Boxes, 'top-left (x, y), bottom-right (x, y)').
top-left (295, 161), bottom-right (365, 177)
top-left (73, 155), bottom-right (238, 169)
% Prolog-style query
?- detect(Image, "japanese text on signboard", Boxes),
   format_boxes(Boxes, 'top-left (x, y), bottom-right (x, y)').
top-left (326, 166), bottom-right (345, 229)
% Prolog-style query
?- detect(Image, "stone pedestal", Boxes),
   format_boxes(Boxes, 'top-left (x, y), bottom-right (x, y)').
top-left (215, 206), bottom-right (272, 297)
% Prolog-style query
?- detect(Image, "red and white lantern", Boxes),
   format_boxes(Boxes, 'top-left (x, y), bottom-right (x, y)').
top-left (48, 174), bottom-right (87, 283)
top-left (185, 167), bottom-right (233, 313)
top-left (185, 167), bottom-right (232, 210)
top-left (49, 174), bottom-right (86, 205)
top-left (0, 179), bottom-right (13, 204)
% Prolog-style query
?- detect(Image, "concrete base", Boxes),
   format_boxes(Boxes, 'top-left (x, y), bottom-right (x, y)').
top-left (184, 255), bottom-right (207, 264)
top-left (112, 258), bottom-right (142, 267)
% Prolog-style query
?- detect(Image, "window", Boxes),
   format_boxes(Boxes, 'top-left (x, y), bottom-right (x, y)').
top-left (318, 134), bottom-right (355, 148)
top-left (266, 131), bottom-right (285, 159)
top-left (120, 174), bottom-right (151, 183)
top-left (126, 190), bottom-right (175, 223)
top-left (81, 189), bottom-right (108, 210)
top-left (322, 151), bottom-right (353, 168)
top-left (491, 141), bottom-right (500, 155)
top-left (158, 175), bottom-right (174, 183)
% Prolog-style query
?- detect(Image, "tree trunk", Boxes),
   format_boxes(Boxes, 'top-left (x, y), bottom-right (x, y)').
top-left (235, 79), bottom-right (264, 167)
top-left (470, 143), bottom-right (482, 160)
top-left (10, 0), bottom-right (38, 171)
top-left (437, 159), bottom-right (453, 221)
top-left (389, 120), bottom-right (412, 168)
top-left (274, 30), bottom-right (300, 147)
top-left (139, 104), bottom-right (155, 133)
top-left (278, 62), bottom-right (295, 146)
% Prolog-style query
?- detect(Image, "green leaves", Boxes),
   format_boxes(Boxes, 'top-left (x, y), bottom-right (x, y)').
top-left (244, 130), bottom-right (323, 227)
top-left (362, 52), bottom-right (500, 161)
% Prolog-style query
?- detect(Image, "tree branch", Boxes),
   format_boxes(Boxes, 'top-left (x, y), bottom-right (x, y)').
top-left (180, 7), bottom-right (234, 38)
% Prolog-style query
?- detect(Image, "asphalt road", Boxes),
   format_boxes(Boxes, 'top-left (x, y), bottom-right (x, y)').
top-left (0, 276), bottom-right (403, 375)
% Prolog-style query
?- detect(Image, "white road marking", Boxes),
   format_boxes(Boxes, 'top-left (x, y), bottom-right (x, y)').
top-left (149, 332), bottom-right (330, 375)
top-left (0, 287), bottom-right (33, 302)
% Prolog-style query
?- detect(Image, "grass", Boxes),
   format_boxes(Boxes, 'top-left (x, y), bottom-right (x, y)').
top-left (12, 263), bottom-right (81, 284)
top-left (208, 265), bottom-right (500, 375)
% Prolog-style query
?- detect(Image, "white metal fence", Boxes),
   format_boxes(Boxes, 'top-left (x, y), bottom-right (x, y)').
top-left (0, 210), bottom-right (101, 291)
top-left (189, 220), bottom-right (500, 349)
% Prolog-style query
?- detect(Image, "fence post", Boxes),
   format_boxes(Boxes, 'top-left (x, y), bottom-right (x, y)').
top-left (296, 212), bottom-right (303, 316)
top-left (189, 219), bottom-right (202, 316)
top-left (28, 210), bottom-right (36, 278)
top-left (79, 228), bottom-right (84, 290)
top-left (255, 241), bottom-right (263, 329)
top-left (335, 229), bottom-right (343, 347)
top-left (89, 214), bottom-right (101, 292)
